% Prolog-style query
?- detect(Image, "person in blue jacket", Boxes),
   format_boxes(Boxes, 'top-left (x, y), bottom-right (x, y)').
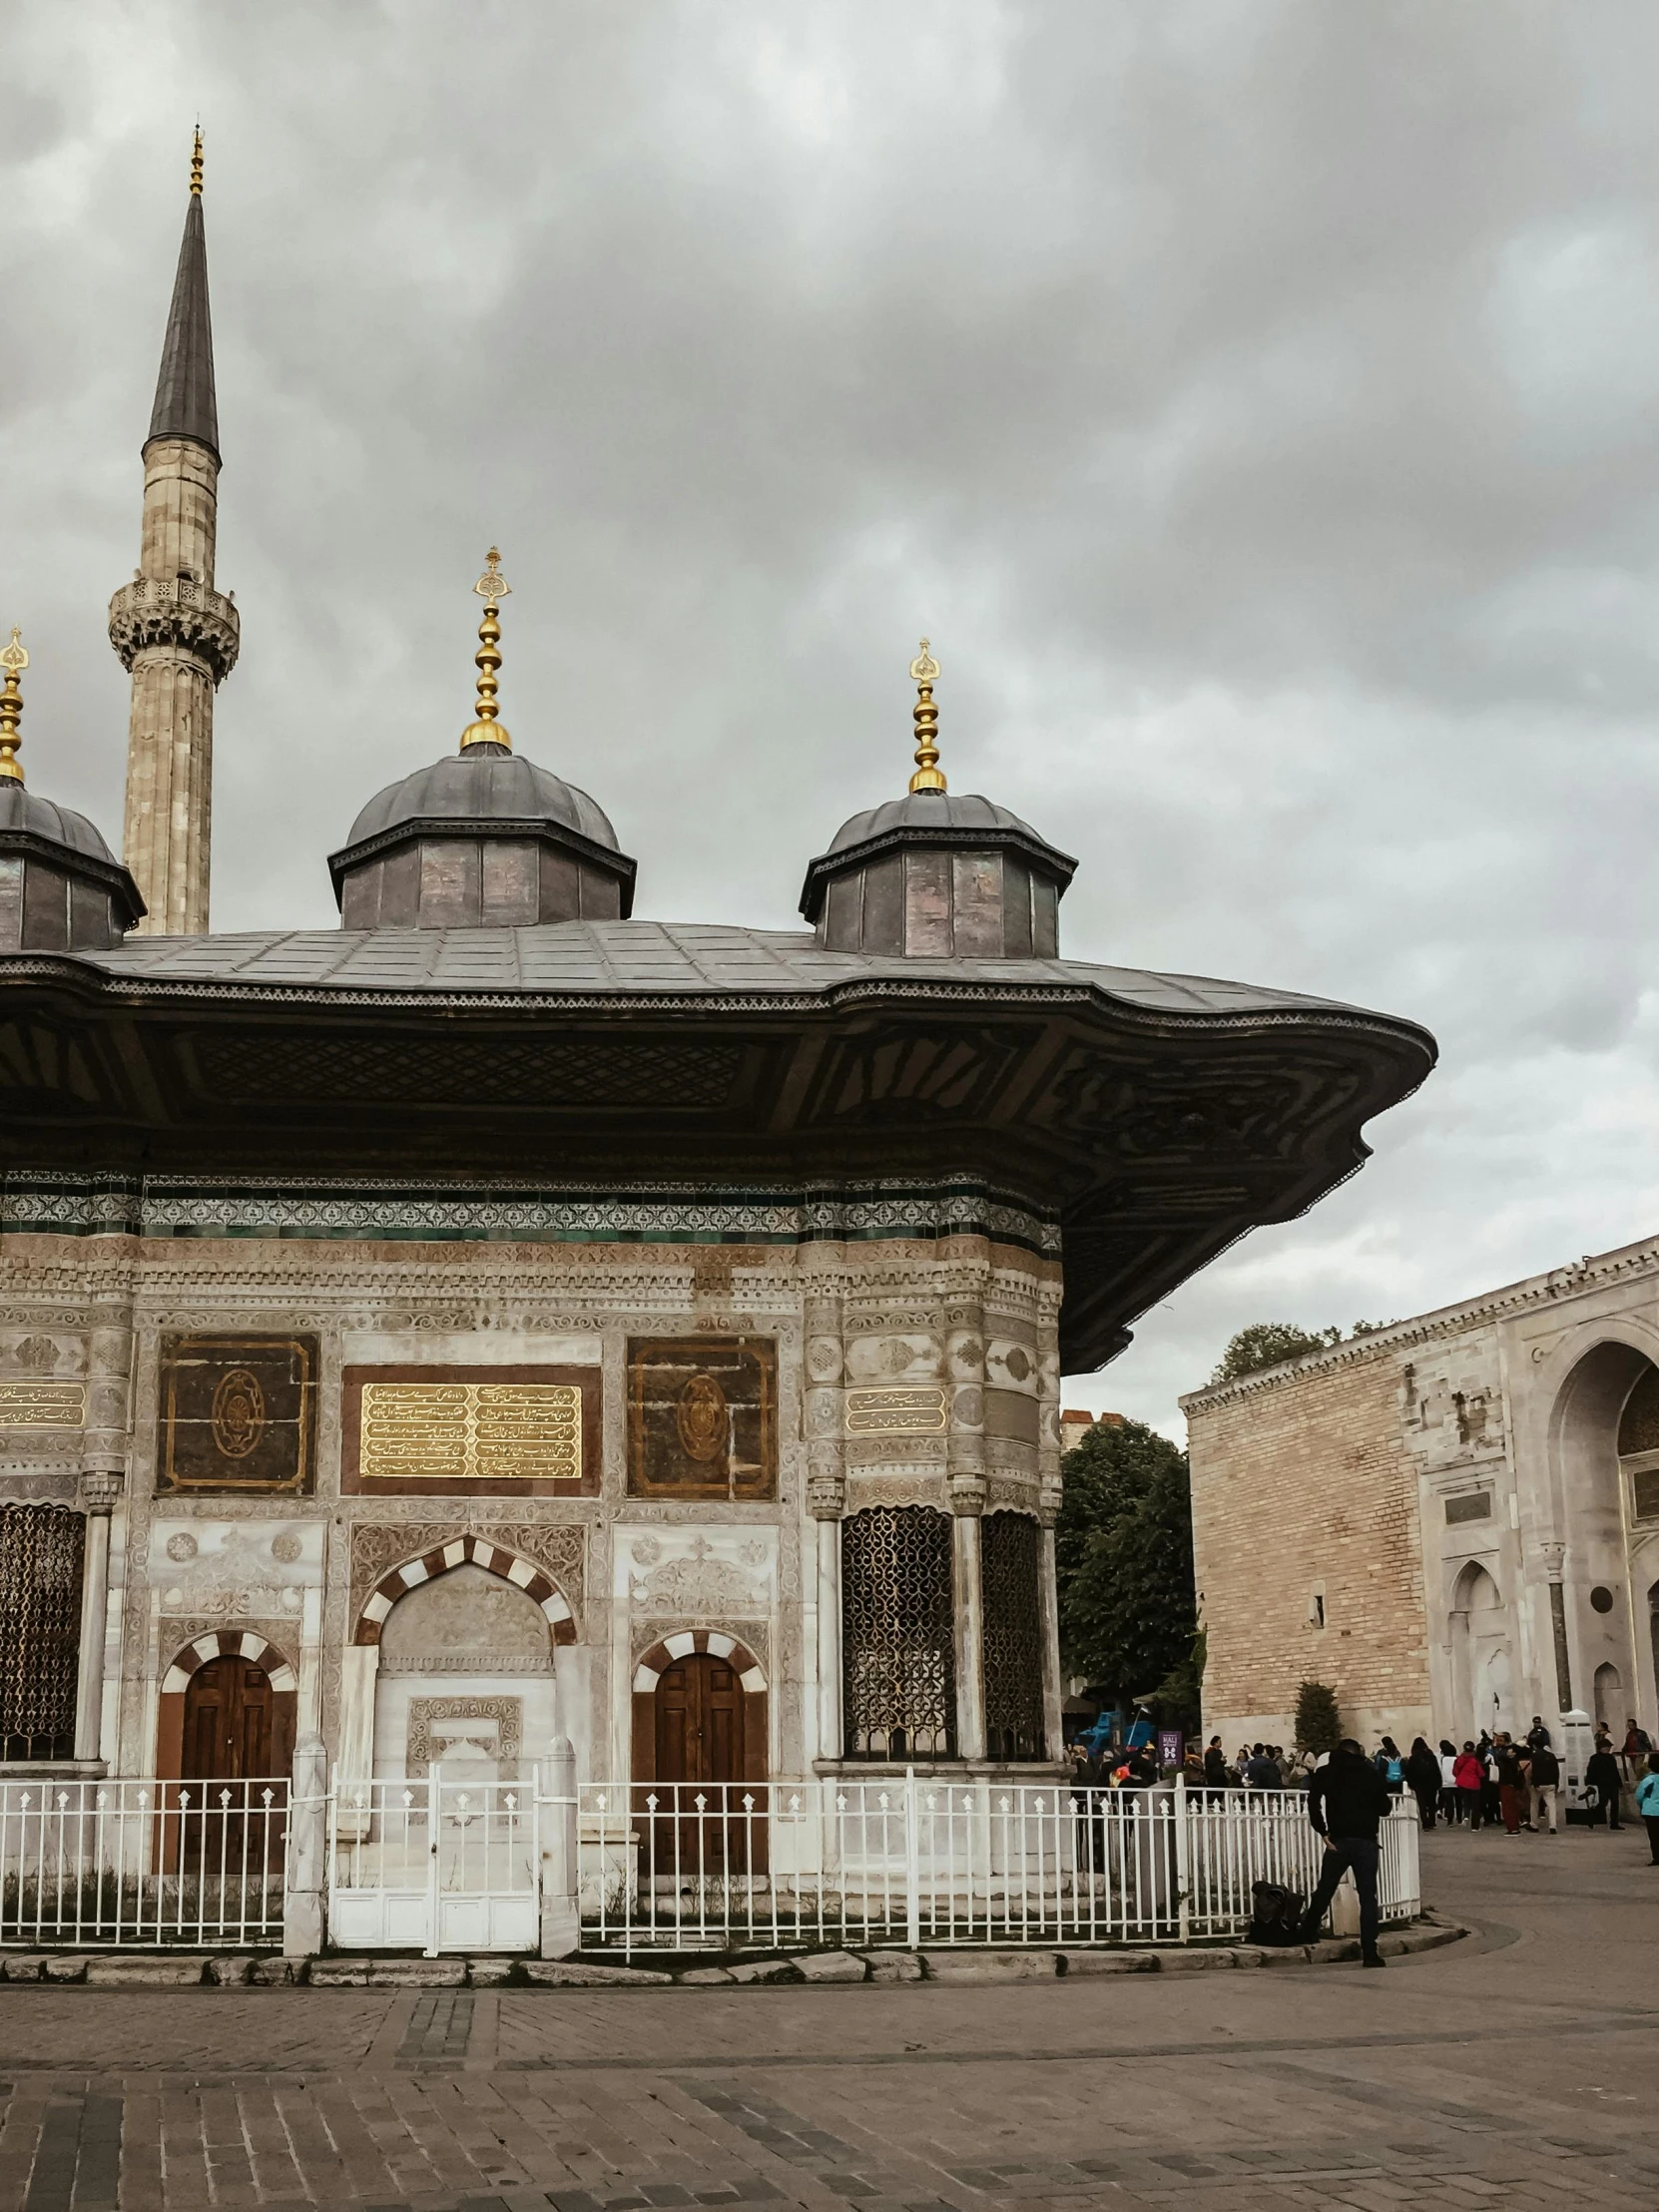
top-left (1635, 1751), bottom-right (1659, 1865)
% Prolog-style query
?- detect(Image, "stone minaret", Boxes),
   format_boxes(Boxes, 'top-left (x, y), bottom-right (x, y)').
top-left (107, 132), bottom-right (240, 935)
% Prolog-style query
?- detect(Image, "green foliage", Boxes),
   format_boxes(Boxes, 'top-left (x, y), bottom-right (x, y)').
top-left (1056, 1417), bottom-right (1197, 1704)
top-left (1212, 1320), bottom-right (1404, 1383)
top-left (1145, 1627), bottom-right (1205, 1737)
top-left (1211, 1323), bottom-right (1340, 1382)
top-left (1295, 1680), bottom-right (1342, 1754)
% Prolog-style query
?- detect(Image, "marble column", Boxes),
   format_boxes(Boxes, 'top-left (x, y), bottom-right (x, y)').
top-left (74, 1470), bottom-right (123, 1762)
top-left (946, 1291), bottom-right (987, 1761)
top-left (1036, 1320), bottom-right (1065, 1763)
top-left (804, 1291), bottom-right (846, 1764)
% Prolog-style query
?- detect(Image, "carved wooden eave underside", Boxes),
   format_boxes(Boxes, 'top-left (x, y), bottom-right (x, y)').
top-left (0, 923), bottom-right (1435, 1374)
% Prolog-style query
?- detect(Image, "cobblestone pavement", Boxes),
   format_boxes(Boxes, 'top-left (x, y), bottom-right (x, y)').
top-left (0, 1825), bottom-right (1654, 2210)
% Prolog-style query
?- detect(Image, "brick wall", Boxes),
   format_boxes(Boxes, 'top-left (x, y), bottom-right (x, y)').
top-left (1187, 1349), bottom-right (1430, 1746)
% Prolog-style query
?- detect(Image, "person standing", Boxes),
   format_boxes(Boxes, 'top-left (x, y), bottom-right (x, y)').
top-left (1586, 1737), bottom-right (1624, 1830)
top-left (1203, 1735), bottom-right (1229, 1797)
top-left (1494, 1737), bottom-right (1525, 1835)
top-left (1636, 1752), bottom-right (1659, 1865)
top-left (1244, 1744), bottom-right (1283, 1789)
top-left (1437, 1739), bottom-right (1460, 1826)
top-left (1297, 1739), bottom-right (1392, 1967)
top-left (1453, 1742), bottom-right (1484, 1830)
top-left (1529, 1740), bottom-right (1560, 1834)
top-left (1404, 1738), bottom-right (1439, 1830)
top-left (1526, 1715), bottom-right (1552, 1754)
top-left (1374, 1738), bottom-right (1405, 1796)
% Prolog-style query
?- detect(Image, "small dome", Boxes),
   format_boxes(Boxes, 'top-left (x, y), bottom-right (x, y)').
top-left (0, 783), bottom-right (122, 865)
top-left (344, 745), bottom-right (622, 852)
top-left (826, 789), bottom-right (1045, 855)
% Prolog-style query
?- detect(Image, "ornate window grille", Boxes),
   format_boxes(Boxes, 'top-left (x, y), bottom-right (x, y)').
top-left (981, 1509), bottom-right (1046, 1761)
top-left (0, 1503), bottom-right (84, 1762)
top-left (841, 1505), bottom-right (956, 1759)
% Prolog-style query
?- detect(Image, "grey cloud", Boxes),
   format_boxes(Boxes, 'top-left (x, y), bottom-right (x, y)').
top-left (3, 1), bottom-right (1658, 1432)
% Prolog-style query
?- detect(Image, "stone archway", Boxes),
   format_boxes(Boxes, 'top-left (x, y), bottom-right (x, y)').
top-left (338, 1536), bottom-right (580, 1789)
top-left (1549, 1341), bottom-right (1650, 1722)
top-left (370, 1564), bottom-right (558, 1784)
top-left (1448, 1562), bottom-right (1510, 1740)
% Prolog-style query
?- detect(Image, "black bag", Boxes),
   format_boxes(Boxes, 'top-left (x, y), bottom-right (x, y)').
top-left (1249, 1880), bottom-right (1306, 1946)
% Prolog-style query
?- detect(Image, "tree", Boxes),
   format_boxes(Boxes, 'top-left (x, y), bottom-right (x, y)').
top-left (1295, 1680), bottom-right (1342, 1754)
top-left (1211, 1323), bottom-right (1340, 1383)
top-left (1056, 1417), bottom-right (1197, 1708)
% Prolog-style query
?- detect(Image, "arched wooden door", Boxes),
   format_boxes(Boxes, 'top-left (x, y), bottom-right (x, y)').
top-left (650, 1654), bottom-right (762, 1875)
top-left (182, 1656), bottom-right (291, 1781)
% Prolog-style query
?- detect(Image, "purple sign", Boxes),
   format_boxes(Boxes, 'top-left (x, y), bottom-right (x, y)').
top-left (1158, 1729), bottom-right (1184, 1771)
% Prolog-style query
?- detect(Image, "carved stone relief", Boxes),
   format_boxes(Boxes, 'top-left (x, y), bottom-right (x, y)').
top-left (378, 1563), bottom-right (555, 1676)
top-left (406, 1697), bottom-right (523, 1780)
top-left (627, 1532), bottom-right (771, 1618)
top-left (347, 1519), bottom-right (586, 1617)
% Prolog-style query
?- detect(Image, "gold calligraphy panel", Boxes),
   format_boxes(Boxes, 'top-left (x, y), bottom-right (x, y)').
top-left (360, 1382), bottom-right (581, 1484)
top-left (0, 1381), bottom-right (87, 1428)
top-left (844, 1386), bottom-right (946, 1435)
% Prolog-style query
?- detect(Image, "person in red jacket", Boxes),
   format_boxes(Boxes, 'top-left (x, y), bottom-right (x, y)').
top-left (1453, 1743), bottom-right (1485, 1831)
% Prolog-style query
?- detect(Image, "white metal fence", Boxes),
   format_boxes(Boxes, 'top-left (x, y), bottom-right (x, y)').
top-left (576, 1779), bottom-right (1421, 1954)
top-left (0, 1778), bottom-right (287, 1948)
top-left (0, 1772), bottom-right (1420, 1956)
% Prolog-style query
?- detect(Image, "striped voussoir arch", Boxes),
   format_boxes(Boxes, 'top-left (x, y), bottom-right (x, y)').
top-left (353, 1532), bottom-right (577, 1647)
top-left (632, 1630), bottom-right (766, 1693)
top-left (161, 1629), bottom-right (297, 1694)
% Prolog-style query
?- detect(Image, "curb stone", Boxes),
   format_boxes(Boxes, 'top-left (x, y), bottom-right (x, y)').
top-left (0, 1920), bottom-right (1466, 1991)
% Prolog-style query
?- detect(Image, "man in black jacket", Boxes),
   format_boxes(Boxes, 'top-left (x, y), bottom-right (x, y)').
top-left (1297, 1740), bottom-right (1392, 1966)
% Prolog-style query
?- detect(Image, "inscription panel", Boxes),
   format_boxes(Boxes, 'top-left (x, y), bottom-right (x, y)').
top-left (845, 1386), bottom-right (946, 1436)
top-left (341, 1366), bottom-right (599, 1495)
top-left (627, 1338), bottom-right (777, 1500)
top-left (0, 1382), bottom-right (86, 1429)
top-left (158, 1336), bottom-right (317, 1494)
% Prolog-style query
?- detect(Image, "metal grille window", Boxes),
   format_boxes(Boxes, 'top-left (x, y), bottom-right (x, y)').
top-left (841, 1506), bottom-right (956, 1759)
top-left (980, 1510), bottom-right (1046, 1761)
top-left (0, 1504), bottom-right (84, 1762)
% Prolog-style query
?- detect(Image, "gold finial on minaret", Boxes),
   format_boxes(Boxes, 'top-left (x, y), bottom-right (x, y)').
top-left (0, 629), bottom-right (28, 786)
top-left (460, 548), bottom-right (513, 752)
top-left (907, 637), bottom-right (945, 794)
top-left (190, 126), bottom-right (204, 197)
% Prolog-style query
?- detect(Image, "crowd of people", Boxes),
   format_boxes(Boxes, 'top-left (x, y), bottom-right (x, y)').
top-left (1067, 1712), bottom-right (1659, 1862)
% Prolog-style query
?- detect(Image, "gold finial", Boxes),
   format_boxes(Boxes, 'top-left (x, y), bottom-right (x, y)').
top-left (0, 628), bottom-right (27, 786)
top-left (907, 637), bottom-right (945, 794)
top-left (190, 127), bottom-right (204, 197)
top-left (460, 547), bottom-right (513, 751)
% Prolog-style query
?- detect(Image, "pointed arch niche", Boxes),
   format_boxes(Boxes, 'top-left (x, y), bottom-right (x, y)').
top-left (338, 1536), bottom-right (579, 1791)
top-left (1447, 1561), bottom-right (1511, 1741)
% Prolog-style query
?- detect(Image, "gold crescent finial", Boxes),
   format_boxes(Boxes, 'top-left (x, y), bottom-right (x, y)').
top-left (907, 636), bottom-right (945, 794)
top-left (191, 127), bottom-right (204, 197)
top-left (460, 549), bottom-right (512, 751)
top-left (0, 627), bottom-right (27, 785)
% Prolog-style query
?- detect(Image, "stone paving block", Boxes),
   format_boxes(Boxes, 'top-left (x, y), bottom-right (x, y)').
top-left (1058, 1948), bottom-right (1161, 1973)
top-left (467, 1957), bottom-right (521, 1985)
top-left (0, 1953), bottom-right (44, 1979)
top-left (1151, 1947), bottom-right (1236, 1970)
top-left (40, 1954), bottom-right (87, 1981)
top-left (523, 1959), bottom-right (675, 1987)
top-left (918, 1949), bottom-right (1058, 1981)
top-left (250, 1954), bottom-right (303, 1983)
top-left (797, 1951), bottom-right (867, 1982)
top-left (677, 1966), bottom-right (736, 1984)
top-left (310, 1956), bottom-right (467, 1987)
top-left (858, 1952), bottom-right (922, 1981)
top-left (725, 1959), bottom-right (802, 1984)
top-left (206, 1954), bottom-right (257, 1983)
top-left (85, 1954), bottom-right (207, 1985)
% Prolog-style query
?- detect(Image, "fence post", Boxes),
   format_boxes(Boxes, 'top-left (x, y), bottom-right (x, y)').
top-left (903, 1765), bottom-right (921, 1950)
top-left (283, 1738), bottom-right (328, 1959)
top-left (540, 1737), bottom-right (581, 1959)
top-left (1173, 1771), bottom-right (1191, 1944)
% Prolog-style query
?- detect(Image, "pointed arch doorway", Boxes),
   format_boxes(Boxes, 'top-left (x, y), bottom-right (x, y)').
top-left (632, 1635), bottom-right (769, 1881)
top-left (183, 1655), bottom-right (293, 1784)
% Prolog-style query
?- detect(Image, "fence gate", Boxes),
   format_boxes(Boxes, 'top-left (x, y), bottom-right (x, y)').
top-left (329, 1773), bottom-right (539, 1956)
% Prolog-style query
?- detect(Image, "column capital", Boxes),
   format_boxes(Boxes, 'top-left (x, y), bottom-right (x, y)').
top-left (1539, 1539), bottom-right (1566, 1583)
top-left (808, 1473), bottom-right (845, 1520)
top-left (78, 1467), bottom-right (125, 1513)
top-left (948, 1474), bottom-right (985, 1517)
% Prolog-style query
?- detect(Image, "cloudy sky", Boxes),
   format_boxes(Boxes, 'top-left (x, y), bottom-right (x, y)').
top-left (5, 3), bottom-right (1659, 1438)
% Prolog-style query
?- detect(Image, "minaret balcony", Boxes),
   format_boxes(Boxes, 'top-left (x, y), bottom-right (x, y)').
top-left (107, 575), bottom-right (240, 686)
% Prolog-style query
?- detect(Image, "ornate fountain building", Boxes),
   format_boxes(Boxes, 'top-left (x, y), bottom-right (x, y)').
top-left (0, 150), bottom-right (1434, 1820)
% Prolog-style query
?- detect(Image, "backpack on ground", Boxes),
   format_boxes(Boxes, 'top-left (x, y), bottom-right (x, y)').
top-left (1249, 1881), bottom-right (1306, 1946)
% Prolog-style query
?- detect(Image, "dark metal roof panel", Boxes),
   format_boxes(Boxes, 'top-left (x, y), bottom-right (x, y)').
top-left (80, 918), bottom-right (1393, 1022)
top-left (147, 194), bottom-right (219, 459)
